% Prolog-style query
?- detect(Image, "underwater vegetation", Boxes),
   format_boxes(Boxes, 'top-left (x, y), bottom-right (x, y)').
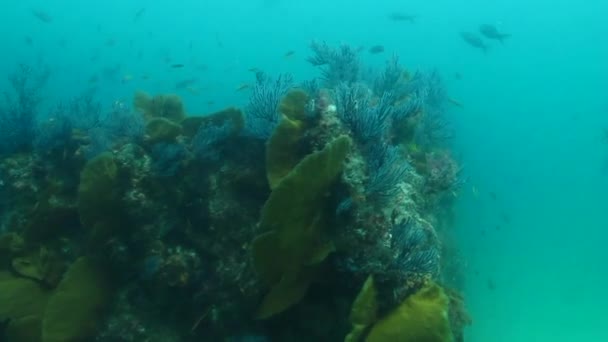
top-left (0, 42), bottom-right (469, 341)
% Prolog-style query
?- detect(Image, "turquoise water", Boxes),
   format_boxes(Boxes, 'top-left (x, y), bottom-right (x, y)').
top-left (2, 0), bottom-right (607, 340)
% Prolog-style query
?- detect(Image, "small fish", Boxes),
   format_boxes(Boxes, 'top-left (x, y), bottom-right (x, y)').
top-left (186, 86), bottom-right (200, 95)
top-left (284, 50), bottom-right (295, 58)
top-left (25, 36), bottom-right (33, 45)
top-left (105, 38), bottom-right (117, 47)
top-left (388, 12), bottom-right (417, 23)
top-left (247, 67), bottom-right (261, 73)
top-left (479, 24), bottom-right (511, 43)
top-left (141, 74), bottom-right (150, 80)
top-left (500, 212), bottom-right (511, 224)
top-left (487, 279), bottom-right (496, 291)
top-left (134, 7), bottom-right (146, 22)
top-left (447, 97), bottom-right (464, 108)
top-left (460, 32), bottom-right (488, 52)
top-left (175, 78), bottom-right (198, 89)
top-left (31, 9), bottom-right (52, 23)
top-left (368, 45), bottom-right (385, 54)
top-left (489, 191), bottom-right (497, 200)
top-left (88, 74), bottom-right (99, 84)
top-left (453, 72), bottom-right (462, 80)
top-left (215, 32), bottom-right (224, 48)
top-left (206, 100), bottom-right (215, 106)
top-left (171, 64), bottom-right (185, 68)
top-left (602, 127), bottom-right (608, 143)
top-left (235, 84), bottom-right (251, 92)
top-left (121, 74), bottom-right (133, 84)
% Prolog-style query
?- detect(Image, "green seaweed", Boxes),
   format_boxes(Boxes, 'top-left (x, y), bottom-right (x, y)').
top-left (265, 116), bottom-right (305, 189)
top-left (345, 275), bottom-right (378, 342)
top-left (0, 271), bottom-right (50, 342)
top-left (42, 257), bottom-right (110, 342)
top-left (145, 117), bottom-right (183, 143)
top-left (77, 152), bottom-right (120, 230)
top-left (133, 91), bottom-right (186, 122)
top-left (278, 88), bottom-right (309, 121)
top-left (365, 282), bottom-right (453, 342)
top-left (253, 135), bottom-right (351, 319)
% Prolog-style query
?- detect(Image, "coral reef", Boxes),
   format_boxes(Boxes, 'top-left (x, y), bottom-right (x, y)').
top-left (0, 44), bottom-right (469, 342)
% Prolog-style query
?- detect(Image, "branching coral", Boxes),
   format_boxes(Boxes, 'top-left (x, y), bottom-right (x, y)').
top-left (34, 93), bottom-right (144, 159)
top-left (244, 72), bottom-right (293, 139)
top-left (365, 144), bottom-right (411, 203)
top-left (335, 83), bottom-right (393, 145)
top-left (308, 41), bottom-right (361, 86)
top-left (0, 64), bottom-right (50, 155)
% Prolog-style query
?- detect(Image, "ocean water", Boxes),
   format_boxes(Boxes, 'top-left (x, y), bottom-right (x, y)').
top-left (1, 0), bottom-right (607, 341)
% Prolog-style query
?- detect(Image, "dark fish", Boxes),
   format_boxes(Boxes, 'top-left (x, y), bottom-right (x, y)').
top-left (175, 78), bottom-right (198, 89)
top-left (500, 212), bottom-right (511, 224)
top-left (215, 32), bottom-right (224, 48)
top-left (460, 32), bottom-right (488, 52)
top-left (284, 50), bottom-right (295, 58)
top-left (134, 7), bottom-right (146, 22)
top-left (171, 64), bottom-right (185, 68)
top-left (388, 12), bottom-right (417, 23)
top-left (102, 64), bottom-right (122, 81)
top-left (479, 24), bottom-right (511, 43)
top-left (31, 9), bottom-right (52, 23)
top-left (368, 45), bottom-right (385, 54)
top-left (88, 74), bottom-right (99, 84)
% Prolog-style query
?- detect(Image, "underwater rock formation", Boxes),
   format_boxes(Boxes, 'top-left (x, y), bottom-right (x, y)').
top-left (0, 43), bottom-right (470, 341)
